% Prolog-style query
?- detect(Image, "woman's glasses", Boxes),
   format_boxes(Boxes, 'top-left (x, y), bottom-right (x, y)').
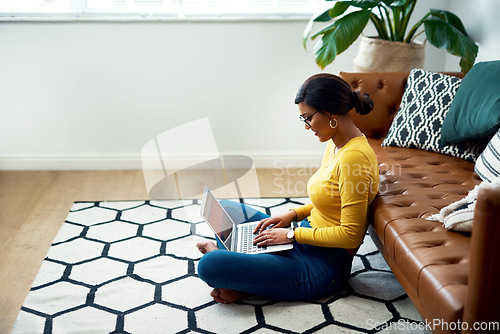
top-left (299, 110), bottom-right (320, 127)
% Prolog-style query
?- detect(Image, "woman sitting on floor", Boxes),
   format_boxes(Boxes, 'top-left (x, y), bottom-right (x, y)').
top-left (196, 73), bottom-right (380, 304)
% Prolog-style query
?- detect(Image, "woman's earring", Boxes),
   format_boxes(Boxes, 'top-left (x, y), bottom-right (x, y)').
top-left (329, 118), bottom-right (338, 129)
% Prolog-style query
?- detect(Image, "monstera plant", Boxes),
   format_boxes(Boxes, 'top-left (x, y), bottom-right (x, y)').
top-left (304, 0), bottom-right (478, 74)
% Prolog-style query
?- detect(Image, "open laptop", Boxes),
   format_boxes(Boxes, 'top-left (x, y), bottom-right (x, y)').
top-left (200, 187), bottom-right (293, 254)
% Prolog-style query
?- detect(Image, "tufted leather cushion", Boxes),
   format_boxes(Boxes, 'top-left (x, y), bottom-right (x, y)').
top-left (368, 139), bottom-right (481, 325)
top-left (341, 72), bottom-right (408, 140)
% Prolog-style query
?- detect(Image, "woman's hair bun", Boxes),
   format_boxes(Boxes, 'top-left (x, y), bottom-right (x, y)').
top-left (352, 91), bottom-right (374, 115)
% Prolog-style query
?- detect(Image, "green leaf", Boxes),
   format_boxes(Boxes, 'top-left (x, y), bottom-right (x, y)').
top-left (310, 20), bottom-right (335, 41)
top-left (314, 29), bottom-right (339, 69)
top-left (385, 0), bottom-right (413, 7)
top-left (304, 1), bottom-right (380, 50)
top-left (396, 0), bottom-right (416, 41)
top-left (336, 1), bottom-right (380, 10)
top-left (311, 10), bottom-right (369, 40)
top-left (334, 10), bottom-right (371, 54)
top-left (314, 7), bottom-right (335, 22)
top-left (313, 10), bottom-right (371, 69)
top-left (369, 12), bottom-right (390, 40)
top-left (429, 9), bottom-right (469, 37)
top-left (303, 7), bottom-right (334, 49)
top-left (424, 17), bottom-right (478, 73)
top-left (329, 2), bottom-right (349, 19)
top-left (459, 57), bottom-right (475, 76)
top-left (303, 18), bottom-right (315, 49)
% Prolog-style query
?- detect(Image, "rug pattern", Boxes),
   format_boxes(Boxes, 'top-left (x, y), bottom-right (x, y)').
top-left (12, 199), bottom-right (427, 333)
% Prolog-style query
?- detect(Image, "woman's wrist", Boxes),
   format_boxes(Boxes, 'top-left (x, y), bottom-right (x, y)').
top-left (286, 227), bottom-right (296, 242)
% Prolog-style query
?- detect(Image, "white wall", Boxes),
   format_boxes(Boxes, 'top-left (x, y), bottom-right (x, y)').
top-left (1, 0), bottom-right (491, 170)
top-left (445, 0), bottom-right (500, 70)
top-left (0, 20), bottom-right (334, 170)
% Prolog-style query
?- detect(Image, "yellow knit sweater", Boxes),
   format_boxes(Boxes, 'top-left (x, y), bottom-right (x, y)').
top-left (292, 136), bottom-right (379, 249)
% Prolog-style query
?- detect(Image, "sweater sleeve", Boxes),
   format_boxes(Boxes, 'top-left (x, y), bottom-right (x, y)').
top-left (291, 203), bottom-right (313, 222)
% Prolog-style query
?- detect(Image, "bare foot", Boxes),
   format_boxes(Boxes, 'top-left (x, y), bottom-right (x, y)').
top-left (196, 241), bottom-right (218, 254)
top-left (210, 288), bottom-right (250, 304)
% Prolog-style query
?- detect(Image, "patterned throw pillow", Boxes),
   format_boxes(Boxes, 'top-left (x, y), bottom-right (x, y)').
top-left (475, 128), bottom-right (500, 183)
top-left (382, 69), bottom-right (485, 162)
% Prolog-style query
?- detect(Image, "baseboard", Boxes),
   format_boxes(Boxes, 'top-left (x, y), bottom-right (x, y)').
top-left (0, 153), bottom-right (323, 170)
top-left (0, 155), bottom-right (143, 170)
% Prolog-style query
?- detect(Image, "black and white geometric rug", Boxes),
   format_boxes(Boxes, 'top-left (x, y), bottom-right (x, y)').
top-left (12, 199), bottom-right (428, 334)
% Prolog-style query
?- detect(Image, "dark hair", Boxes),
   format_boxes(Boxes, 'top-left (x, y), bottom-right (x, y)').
top-left (294, 73), bottom-right (373, 116)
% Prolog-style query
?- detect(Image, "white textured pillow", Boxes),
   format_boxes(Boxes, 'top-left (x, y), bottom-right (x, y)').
top-left (475, 128), bottom-right (500, 183)
top-left (427, 179), bottom-right (500, 232)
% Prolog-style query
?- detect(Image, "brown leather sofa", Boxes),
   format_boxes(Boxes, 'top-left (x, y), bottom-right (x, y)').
top-left (340, 72), bottom-right (500, 333)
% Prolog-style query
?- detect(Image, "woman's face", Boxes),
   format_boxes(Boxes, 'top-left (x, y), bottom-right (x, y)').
top-left (298, 102), bottom-right (335, 142)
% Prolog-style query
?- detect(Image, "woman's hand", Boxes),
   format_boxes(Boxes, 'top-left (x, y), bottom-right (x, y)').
top-left (251, 210), bottom-right (297, 246)
top-left (253, 228), bottom-right (291, 247)
top-left (253, 210), bottom-right (297, 234)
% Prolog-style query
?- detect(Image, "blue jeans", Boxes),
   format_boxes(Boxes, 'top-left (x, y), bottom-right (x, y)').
top-left (197, 200), bottom-right (353, 301)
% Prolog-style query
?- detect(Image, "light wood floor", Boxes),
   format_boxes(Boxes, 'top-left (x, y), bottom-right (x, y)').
top-left (0, 169), bottom-right (312, 333)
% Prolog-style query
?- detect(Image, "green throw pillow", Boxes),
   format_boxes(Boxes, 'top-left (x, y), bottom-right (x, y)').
top-left (442, 60), bottom-right (500, 144)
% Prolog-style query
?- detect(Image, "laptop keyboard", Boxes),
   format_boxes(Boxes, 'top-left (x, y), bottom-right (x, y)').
top-left (238, 223), bottom-right (268, 253)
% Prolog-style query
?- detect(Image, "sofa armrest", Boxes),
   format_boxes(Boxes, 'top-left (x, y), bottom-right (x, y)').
top-left (463, 187), bottom-right (500, 330)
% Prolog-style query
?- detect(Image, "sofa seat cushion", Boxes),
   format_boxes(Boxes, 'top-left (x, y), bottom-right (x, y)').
top-left (419, 264), bottom-right (469, 324)
top-left (368, 139), bottom-right (480, 322)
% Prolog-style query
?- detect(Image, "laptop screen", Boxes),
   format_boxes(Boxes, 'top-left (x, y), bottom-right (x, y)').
top-left (200, 187), bottom-right (234, 250)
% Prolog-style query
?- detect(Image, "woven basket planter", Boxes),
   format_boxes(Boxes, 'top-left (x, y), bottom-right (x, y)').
top-left (353, 36), bottom-right (425, 72)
